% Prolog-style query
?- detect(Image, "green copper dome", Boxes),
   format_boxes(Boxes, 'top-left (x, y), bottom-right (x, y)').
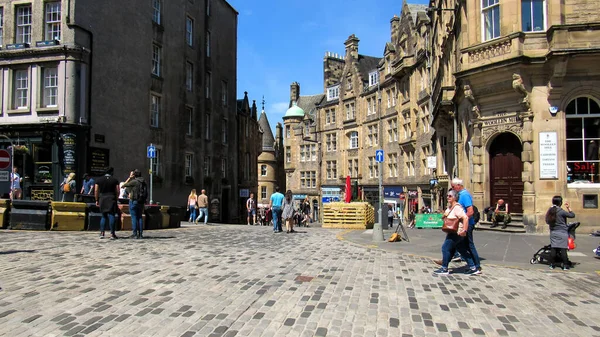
top-left (283, 101), bottom-right (305, 119)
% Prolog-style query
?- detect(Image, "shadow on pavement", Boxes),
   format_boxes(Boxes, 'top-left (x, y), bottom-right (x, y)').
top-left (0, 249), bottom-right (37, 255)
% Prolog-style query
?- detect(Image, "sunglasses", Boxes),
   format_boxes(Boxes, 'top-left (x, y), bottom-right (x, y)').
top-left (446, 195), bottom-right (453, 197)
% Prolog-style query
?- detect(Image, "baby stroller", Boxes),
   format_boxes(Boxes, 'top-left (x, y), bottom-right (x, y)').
top-left (259, 208), bottom-right (272, 226)
top-left (530, 222), bottom-right (580, 265)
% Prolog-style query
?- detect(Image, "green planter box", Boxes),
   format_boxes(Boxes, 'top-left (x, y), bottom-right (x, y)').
top-left (415, 213), bottom-right (443, 228)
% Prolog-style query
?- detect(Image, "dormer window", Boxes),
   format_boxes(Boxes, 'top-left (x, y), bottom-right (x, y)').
top-left (327, 85), bottom-right (340, 101)
top-left (369, 71), bottom-right (379, 87)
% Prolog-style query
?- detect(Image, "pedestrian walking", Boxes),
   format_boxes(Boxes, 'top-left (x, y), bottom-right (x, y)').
top-left (269, 186), bottom-right (284, 233)
top-left (187, 189), bottom-right (198, 223)
top-left (247, 192), bottom-right (257, 225)
top-left (433, 190), bottom-right (475, 275)
top-left (195, 189), bottom-right (209, 224)
top-left (452, 177), bottom-right (482, 274)
top-left (122, 169), bottom-right (147, 239)
top-left (10, 167), bottom-right (22, 200)
top-left (545, 195), bottom-right (576, 270)
top-left (94, 167), bottom-right (120, 240)
top-left (60, 172), bottom-right (76, 202)
top-left (387, 204), bottom-right (395, 228)
top-left (282, 190), bottom-right (295, 233)
top-left (80, 173), bottom-right (95, 195)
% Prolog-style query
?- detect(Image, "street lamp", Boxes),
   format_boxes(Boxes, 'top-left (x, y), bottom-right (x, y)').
top-left (373, 84), bottom-right (385, 241)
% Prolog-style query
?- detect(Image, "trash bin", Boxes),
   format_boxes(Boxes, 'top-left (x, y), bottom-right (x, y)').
top-left (9, 200), bottom-right (51, 230)
top-left (145, 205), bottom-right (162, 230)
top-left (51, 201), bottom-right (86, 231)
top-left (0, 199), bottom-right (10, 229)
top-left (167, 206), bottom-right (184, 228)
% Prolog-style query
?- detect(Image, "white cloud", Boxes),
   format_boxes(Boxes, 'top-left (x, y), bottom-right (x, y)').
top-left (270, 102), bottom-right (289, 113)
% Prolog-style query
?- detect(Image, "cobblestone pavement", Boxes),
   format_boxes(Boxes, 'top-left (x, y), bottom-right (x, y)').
top-left (1, 225), bottom-right (599, 337)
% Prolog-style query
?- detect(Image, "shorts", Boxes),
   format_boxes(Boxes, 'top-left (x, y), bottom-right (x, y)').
top-left (248, 209), bottom-right (256, 216)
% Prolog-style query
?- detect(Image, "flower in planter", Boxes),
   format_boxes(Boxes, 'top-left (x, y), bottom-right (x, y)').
top-left (13, 145), bottom-right (30, 154)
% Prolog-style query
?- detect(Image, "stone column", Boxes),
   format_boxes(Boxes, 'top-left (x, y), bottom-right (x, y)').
top-left (471, 120), bottom-right (484, 208)
top-left (520, 112), bottom-right (536, 231)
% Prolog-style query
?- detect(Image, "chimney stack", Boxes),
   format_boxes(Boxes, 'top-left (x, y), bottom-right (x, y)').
top-left (344, 34), bottom-right (360, 60)
top-left (290, 82), bottom-right (300, 103)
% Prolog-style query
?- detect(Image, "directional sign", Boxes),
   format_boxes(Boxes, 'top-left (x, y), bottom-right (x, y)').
top-left (147, 145), bottom-right (156, 159)
top-left (0, 150), bottom-right (10, 169)
top-left (375, 149), bottom-right (384, 163)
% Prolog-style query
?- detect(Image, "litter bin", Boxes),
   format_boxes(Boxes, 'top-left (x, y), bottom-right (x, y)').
top-left (167, 206), bottom-right (184, 228)
top-left (145, 205), bottom-right (162, 230)
top-left (9, 200), bottom-right (51, 230)
top-left (0, 199), bottom-right (10, 229)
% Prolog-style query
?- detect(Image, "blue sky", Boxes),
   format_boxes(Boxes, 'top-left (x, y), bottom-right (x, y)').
top-left (227, 0), bottom-right (428, 130)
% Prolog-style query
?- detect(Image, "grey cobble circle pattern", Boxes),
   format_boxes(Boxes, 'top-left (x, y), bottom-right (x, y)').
top-left (0, 225), bottom-right (599, 337)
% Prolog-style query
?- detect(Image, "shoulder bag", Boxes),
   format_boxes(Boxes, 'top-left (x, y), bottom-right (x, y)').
top-left (442, 205), bottom-right (461, 233)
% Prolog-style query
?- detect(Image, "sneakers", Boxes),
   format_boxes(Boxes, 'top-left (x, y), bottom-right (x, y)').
top-left (433, 268), bottom-right (449, 275)
top-left (562, 266), bottom-right (569, 271)
top-left (247, 223), bottom-right (251, 226)
top-left (99, 232), bottom-right (105, 239)
top-left (451, 256), bottom-right (463, 262)
top-left (464, 268), bottom-right (482, 275)
top-left (549, 264), bottom-right (555, 270)
top-left (110, 235), bottom-right (118, 240)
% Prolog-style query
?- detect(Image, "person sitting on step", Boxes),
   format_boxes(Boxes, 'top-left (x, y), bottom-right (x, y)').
top-left (491, 199), bottom-right (512, 229)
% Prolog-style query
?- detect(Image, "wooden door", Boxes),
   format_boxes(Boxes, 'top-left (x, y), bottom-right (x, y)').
top-left (490, 153), bottom-right (523, 213)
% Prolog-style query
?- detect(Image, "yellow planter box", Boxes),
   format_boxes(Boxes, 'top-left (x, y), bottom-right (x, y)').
top-left (322, 202), bottom-right (375, 229)
top-left (51, 202), bottom-right (87, 231)
top-left (160, 206), bottom-right (170, 229)
top-left (0, 199), bottom-right (9, 229)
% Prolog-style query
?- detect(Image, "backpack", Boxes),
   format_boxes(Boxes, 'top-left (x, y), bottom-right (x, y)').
top-left (135, 181), bottom-right (148, 203)
top-left (62, 181), bottom-right (71, 193)
top-left (472, 205), bottom-right (480, 224)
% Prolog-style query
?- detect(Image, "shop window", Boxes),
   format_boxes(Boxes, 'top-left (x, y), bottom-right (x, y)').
top-left (34, 144), bottom-right (52, 183)
top-left (566, 97), bottom-right (600, 183)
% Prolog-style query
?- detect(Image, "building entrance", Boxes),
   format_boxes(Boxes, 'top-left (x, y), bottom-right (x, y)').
top-left (489, 133), bottom-right (523, 213)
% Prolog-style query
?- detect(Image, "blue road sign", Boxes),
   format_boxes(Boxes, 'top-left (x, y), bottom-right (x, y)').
top-left (147, 145), bottom-right (156, 158)
top-left (375, 149), bottom-right (384, 163)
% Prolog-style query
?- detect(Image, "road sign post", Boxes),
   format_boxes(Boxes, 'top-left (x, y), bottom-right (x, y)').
top-left (373, 150), bottom-right (385, 241)
top-left (147, 144), bottom-right (156, 204)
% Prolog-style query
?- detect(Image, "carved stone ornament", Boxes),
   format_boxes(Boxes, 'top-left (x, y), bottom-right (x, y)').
top-left (468, 38), bottom-right (512, 63)
top-left (481, 123), bottom-right (523, 144)
top-left (512, 73), bottom-right (530, 110)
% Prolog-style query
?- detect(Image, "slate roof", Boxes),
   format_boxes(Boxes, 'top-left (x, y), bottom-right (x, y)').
top-left (357, 54), bottom-right (382, 79)
top-left (406, 4), bottom-right (428, 25)
top-left (295, 94), bottom-right (325, 116)
top-left (258, 110), bottom-right (275, 152)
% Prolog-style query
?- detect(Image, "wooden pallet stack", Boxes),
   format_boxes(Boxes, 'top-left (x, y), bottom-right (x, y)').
top-left (322, 202), bottom-right (375, 229)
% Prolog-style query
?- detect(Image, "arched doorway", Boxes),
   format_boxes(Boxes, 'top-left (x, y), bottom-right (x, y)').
top-left (489, 133), bottom-right (523, 213)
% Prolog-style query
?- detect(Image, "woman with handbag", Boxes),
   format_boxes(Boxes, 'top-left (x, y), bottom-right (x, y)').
top-left (434, 190), bottom-right (476, 275)
top-left (545, 195), bottom-right (575, 270)
top-left (187, 189), bottom-right (198, 224)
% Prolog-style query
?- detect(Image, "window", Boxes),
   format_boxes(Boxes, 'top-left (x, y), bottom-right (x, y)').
top-left (205, 72), bottom-right (211, 98)
top-left (205, 113), bottom-right (210, 140)
top-left (326, 161), bottom-right (337, 179)
top-left (441, 136), bottom-right (449, 174)
top-left (221, 158), bottom-right (226, 178)
top-left (14, 69), bottom-right (29, 109)
top-left (386, 90), bottom-right (391, 108)
top-left (388, 118), bottom-right (398, 142)
top-left (367, 125), bottom-right (378, 147)
top-left (367, 97), bottom-right (377, 116)
top-left (325, 110), bottom-right (330, 124)
top-left (260, 165), bottom-right (267, 176)
top-left (153, 0), bottom-right (161, 24)
top-left (327, 85), bottom-right (339, 101)
top-left (185, 153), bottom-right (193, 177)
top-left (203, 156), bottom-right (210, 176)
top-left (186, 62), bottom-right (193, 91)
top-left (261, 186), bottom-right (267, 200)
top-left (299, 145), bottom-right (317, 162)
top-left (45, 2), bottom-right (61, 41)
top-left (369, 71), bottom-right (379, 87)
top-left (300, 171), bottom-right (317, 189)
top-left (349, 131), bottom-right (358, 149)
top-left (186, 107), bottom-right (193, 135)
top-left (311, 144), bottom-right (317, 161)
top-left (347, 158), bottom-right (359, 177)
top-left (221, 81), bottom-right (228, 106)
top-left (186, 16), bottom-right (194, 46)
top-left (0, 8), bottom-right (4, 47)
top-left (566, 97), bottom-right (600, 182)
top-left (206, 0), bottom-right (211, 16)
top-left (482, 0), bottom-right (500, 41)
top-left (206, 31), bottom-right (211, 57)
top-left (326, 133), bottom-right (337, 152)
top-left (405, 150), bottom-right (415, 176)
top-left (286, 146), bottom-right (291, 163)
top-left (331, 108), bottom-right (336, 123)
top-left (152, 148), bottom-right (161, 176)
top-left (403, 111), bottom-right (412, 139)
top-left (285, 125), bottom-right (290, 138)
top-left (421, 146), bottom-right (432, 175)
top-left (221, 120), bottom-right (227, 144)
top-left (368, 156), bottom-right (379, 178)
top-left (345, 103), bottom-right (355, 120)
top-left (522, 0), bottom-right (544, 32)
top-left (42, 67), bottom-right (58, 108)
top-left (152, 44), bottom-right (161, 76)
top-left (388, 153), bottom-right (398, 177)
top-left (421, 106), bottom-right (430, 133)
top-left (16, 5), bottom-right (32, 44)
top-left (150, 94), bottom-right (160, 127)
top-left (391, 87), bottom-right (396, 106)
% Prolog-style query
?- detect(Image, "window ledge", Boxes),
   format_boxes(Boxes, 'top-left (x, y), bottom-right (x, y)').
top-left (7, 108), bottom-right (31, 114)
top-left (37, 107), bottom-right (59, 114)
top-left (567, 183), bottom-right (600, 189)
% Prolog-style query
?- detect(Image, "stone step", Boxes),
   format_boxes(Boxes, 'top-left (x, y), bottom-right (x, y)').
top-left (476, 221), bottom-right (526, 233)
top-left (480, 212), bottom-right (523, 222)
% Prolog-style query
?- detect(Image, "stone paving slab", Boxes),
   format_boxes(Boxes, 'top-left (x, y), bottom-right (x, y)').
top-left (0, 225), bottom-right (599, 337)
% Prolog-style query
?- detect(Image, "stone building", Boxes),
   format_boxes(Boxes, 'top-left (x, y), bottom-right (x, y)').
top-left (257, 104), bottom-right (284, 207)
top-left (0, 0), bottom-right (243, 221)
top-left (284, 4), bottom-right (436, 220)
top-left (236, 92), bottom-right (261, 222)
top-left (429, 0), bottom-right (600, 231)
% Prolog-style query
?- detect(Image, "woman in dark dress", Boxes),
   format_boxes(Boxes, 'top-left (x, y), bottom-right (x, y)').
top-left (545, 195), bottom-right (576, 270)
